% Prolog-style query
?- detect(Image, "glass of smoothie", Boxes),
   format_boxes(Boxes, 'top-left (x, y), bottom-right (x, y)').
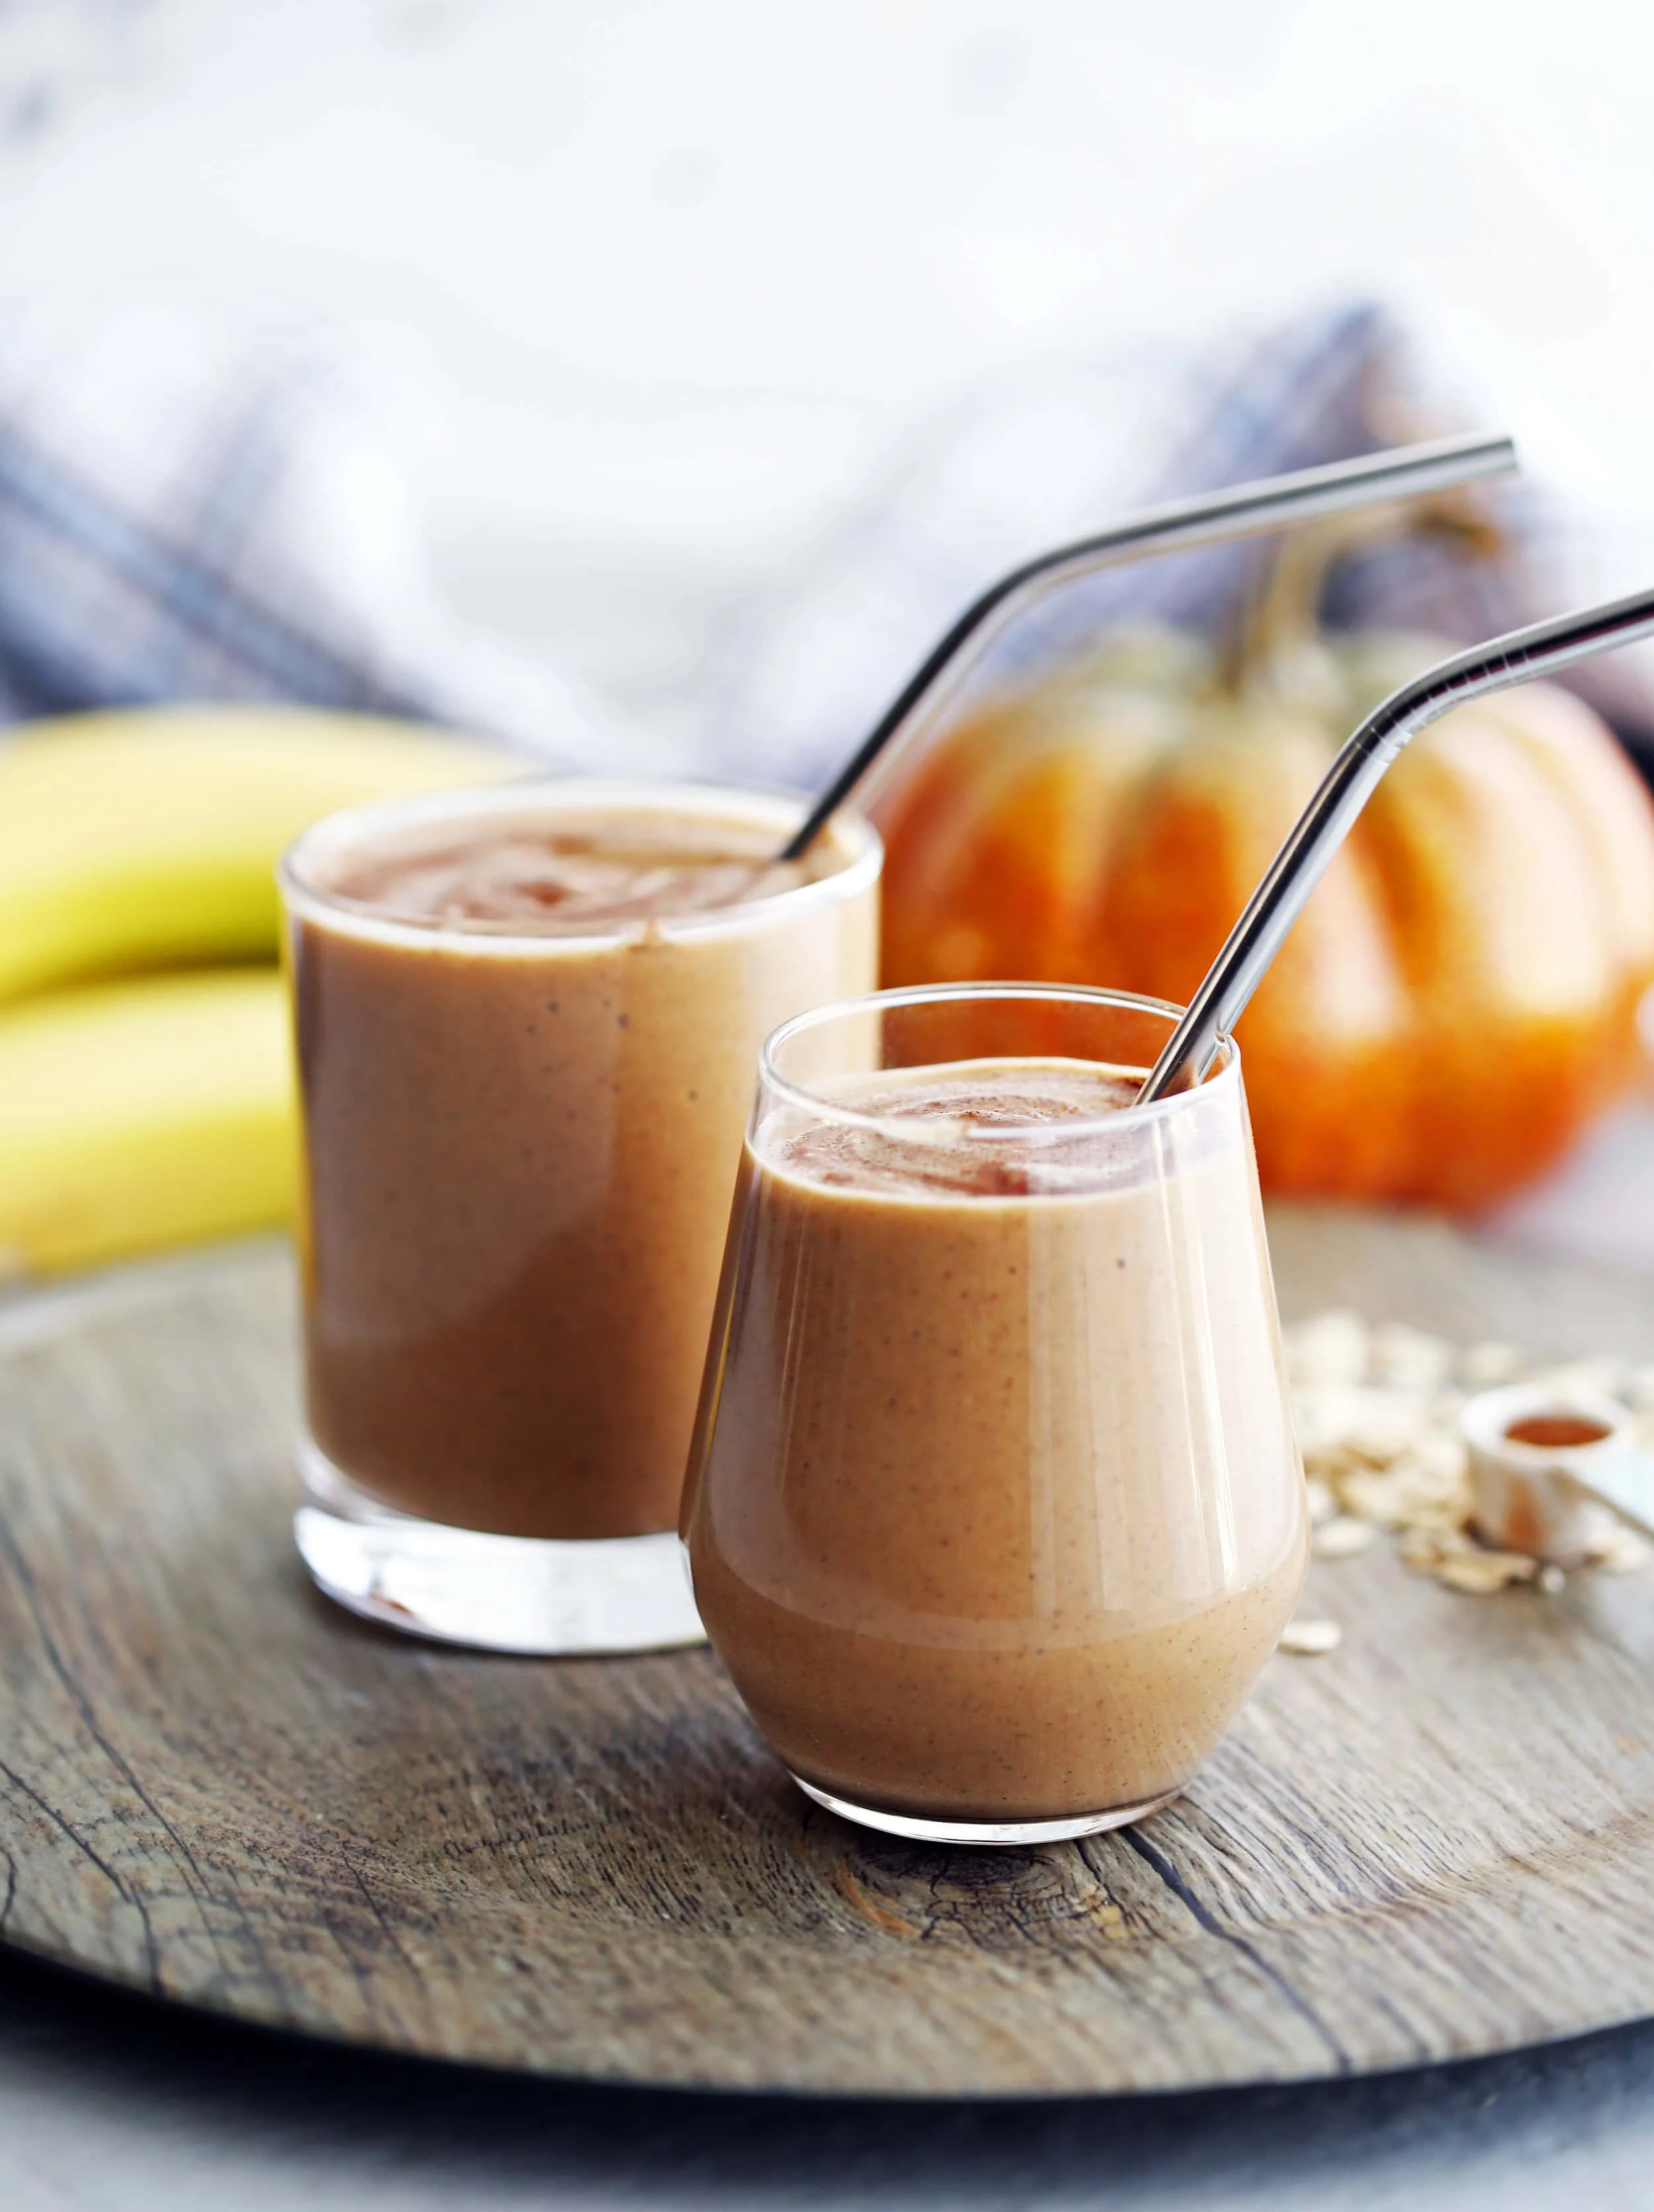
top-left (681, 982), bottom-right (1307, 1844)
top-left (279, 781), bottom-right (881, 1655)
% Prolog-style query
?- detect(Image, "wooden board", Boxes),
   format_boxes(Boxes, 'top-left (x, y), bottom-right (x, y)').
top-left (5, 1212), bottom-right (1654, 2097)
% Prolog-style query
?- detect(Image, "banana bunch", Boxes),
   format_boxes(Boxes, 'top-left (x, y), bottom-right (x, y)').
top-left (0, 706), bottom-right (513, 1281)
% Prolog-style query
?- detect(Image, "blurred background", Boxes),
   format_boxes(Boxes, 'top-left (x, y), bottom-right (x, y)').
top-left (9, 0), bottom-right (1654, 746)
top-left (9, 0), bottom-right (1654, 1274)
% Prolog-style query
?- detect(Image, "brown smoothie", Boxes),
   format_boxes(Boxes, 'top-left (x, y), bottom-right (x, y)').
top-left (682, 1058), bottom-right (1307, 1823)
top-left (283, 787), bottom-right (880, 1540)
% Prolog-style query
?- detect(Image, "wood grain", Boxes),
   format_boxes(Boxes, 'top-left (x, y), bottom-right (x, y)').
top-left (4, 1211), bottom-right (1654, 2095)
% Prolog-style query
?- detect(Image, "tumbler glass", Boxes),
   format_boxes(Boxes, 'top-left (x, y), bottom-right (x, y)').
top-left (681, 984), bottom-right (1307, 1843)
top-left (281, 781), bottom-right (881, 1655)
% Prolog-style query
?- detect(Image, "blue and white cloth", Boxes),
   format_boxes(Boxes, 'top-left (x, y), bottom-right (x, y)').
top-left (705, 301), bottom-right (1653, 789)
top-left (0, 300), bottom-right (1645, 786)
top-left (0, 304), bottom-right (671, 770)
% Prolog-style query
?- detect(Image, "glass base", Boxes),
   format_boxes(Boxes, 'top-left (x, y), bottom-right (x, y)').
top-left (790, 1773), bottom-right (1180, 1846)
top-left (294, 1439), bottom-right (707, 1656)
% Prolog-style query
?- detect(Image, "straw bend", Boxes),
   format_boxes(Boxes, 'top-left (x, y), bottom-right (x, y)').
top-left (1137, 584), bottom-right (1654, 1104)
top-left (779, 431), bottom-right (1518, 861)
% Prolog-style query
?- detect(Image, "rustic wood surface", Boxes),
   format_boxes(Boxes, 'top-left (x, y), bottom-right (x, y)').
top-left (4, 1211), bottom-right (1654, 2097)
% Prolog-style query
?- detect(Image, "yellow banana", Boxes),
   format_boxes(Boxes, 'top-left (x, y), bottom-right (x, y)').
top-left (0, 705), bottom-right (515, 1002)
top-left (0, 968), bottom-right (293, 1280)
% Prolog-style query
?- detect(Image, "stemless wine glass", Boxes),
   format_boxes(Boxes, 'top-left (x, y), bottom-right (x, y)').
top-left (681, 984), bottom-right (1308, 1846)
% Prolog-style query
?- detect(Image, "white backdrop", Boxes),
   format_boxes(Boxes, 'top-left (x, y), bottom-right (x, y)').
top-left (0, 0), bottom-right (1649, 738)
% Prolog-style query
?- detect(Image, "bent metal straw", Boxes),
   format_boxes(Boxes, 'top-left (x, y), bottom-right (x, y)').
top-left (779, 431), bottom-right (1518, 861)
top-left (1139, 585), bottom-right (1654, 1103)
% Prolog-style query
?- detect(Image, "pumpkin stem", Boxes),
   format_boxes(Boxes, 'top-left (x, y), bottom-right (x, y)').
top-left (1223, 486), bottom-right (1507, 701)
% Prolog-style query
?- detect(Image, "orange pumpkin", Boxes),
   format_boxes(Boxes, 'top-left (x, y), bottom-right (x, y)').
top-left (877, 553), bottom-right (1654, 1211)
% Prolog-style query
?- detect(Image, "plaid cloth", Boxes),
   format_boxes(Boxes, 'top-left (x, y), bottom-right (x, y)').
top-left (0, 304), bottom-right (674, 771)
top-left (2, 300), bottom-right (1644, 787)
top-left (708, 301), bottom-right (1654, 788)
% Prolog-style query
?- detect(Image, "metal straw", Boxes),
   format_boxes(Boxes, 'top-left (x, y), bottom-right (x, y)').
top-left (778, 431), bottom-right (1518, 861)
top-left (1138, 585), bottom-right (1654, 1103)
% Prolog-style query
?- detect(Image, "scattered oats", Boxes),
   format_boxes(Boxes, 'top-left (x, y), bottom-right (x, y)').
top-left (1589, 1524), bottom-right (1653, 1575)
top-left (1278, 1617), bottom-right (1342, 1656)
top-left (1286, 1308), bottom-right (1646, 1596)
top-left (1461, 1340), bottom-right (1528, 1388)
top-left (1292, 1381), bottom-right (1382, 1455)
top-left (1341, 1447), bottom-right (1469, 1532)
top-left (1401, 1525), bottom-right (1475, 1573)
top-left (1347, 1390), bottom-right (1439, 1463)
top-left (1339, 1467), bottom-right (1412, 1527)
top-left (1302, 1453), bottom-right (1362, 1501)
top-left (1284, 1310), bottom-right (1370, 1386)
top-left (1412, 1433), bottom-right (1471, 1483)
top-left (1371, 1322), bottom-right (1454, 1390)
top-left (1312, 1515), bottom-right (1377, 1560)
top-left (1295, 1382), bottom-right (1437, 1466)
top-left (1436, 1550), bottom-right (1539, 1595)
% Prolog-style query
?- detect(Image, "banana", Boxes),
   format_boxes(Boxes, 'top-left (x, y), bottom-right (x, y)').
top-left (0, 705), bottom-right (515, 1002)
top-left (0, 968), bottom-right (293, 1280)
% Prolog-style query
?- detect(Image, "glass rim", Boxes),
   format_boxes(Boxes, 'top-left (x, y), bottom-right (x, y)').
top-left (277, 778), bottom-right (883, 953)
top-left (760, 982), bottom-right (1239, 1140)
